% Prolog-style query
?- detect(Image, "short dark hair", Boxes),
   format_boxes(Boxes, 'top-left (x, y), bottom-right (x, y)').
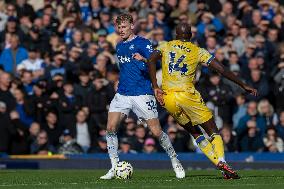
top-left (115, 13), bottom-right (133, 25)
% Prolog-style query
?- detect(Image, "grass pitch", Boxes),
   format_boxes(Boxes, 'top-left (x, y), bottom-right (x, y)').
top-left (0, 169), bottom-right (284, 189)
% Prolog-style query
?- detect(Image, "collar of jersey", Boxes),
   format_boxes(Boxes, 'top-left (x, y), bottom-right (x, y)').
top-left (123, 35), bottom-right (137, 43)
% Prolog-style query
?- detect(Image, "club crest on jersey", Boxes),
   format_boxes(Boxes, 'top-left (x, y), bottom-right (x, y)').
top-left (129, 44), bottom-right (134, 50)
top-left (146, 45), bottom-right (153, 52)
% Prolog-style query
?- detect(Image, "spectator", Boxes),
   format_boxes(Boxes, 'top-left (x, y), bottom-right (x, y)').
top-left (263, 126), bottom-right (284, 153)
top-left (0, 101), bottom-right (16, 153)
top-left (236, 101), bottom-right (266, 138)
top-left (99, 9), bottom-right (115, 34)
top-left (65, 46), bottom-right (83, 82)
top-left (167, 126), bottom-right (188, 152)
top-left (15, 0), bottom-right (36, 21)
top-left (30, 130), bottom-right (56, 154)
top-left (0, 34), bottom-right (28, 73)
top-left (0, 4), bottom-right (14, 32)
top-left (143, 138), bottom-right (157, 154)
top-left (121, 117), bottom-right (137, 138)
top-left (132, 125), bottom-right (147, 152)
top-left (106, 64), bottom-right (119, 91)
top-left (154, 5), bottom-right (171, 41)
top-left (257, 99), bottom-right (278, 127)
top-left (58, 16), bottom-right (76, 44)
top-left (90, 0), bottom-right (101, 19)
top-left (118, 137), bottom-right (137, 154)
top-left (223, 64), bottom-right (244, 95)
top-left (0, 72), bottom-right (16, 112)
top-left (206, 36), bottom-right (218, 54)
top-left (20, 70), bottom-right (34, 95)
top-left (17, 45), bottom-right (44, 78)
top-left (68, 110), bottom-right (97, 153)
top-left (0, 15), bottom-right (26, 45)
top-left (170, 0), bottom-right (197, 25)
top-left (74, 71), bottom-right (91, 105)
top-left (273, 55), bottom-right (284, 112)
top-left (82, 43), bottom-right (99, 65)
top-left (58, 82), bottom-right (82, 125)
top-left (28, 121), bottom-right (40, 144)
top-left (68, 29), bottom-right (84, 49)
top-left (86, 73), bottom-right (114, 128)
top-left (248, 10), bottom-right (262, 34)
top-left (78, 0), bottom-right (92, 24)
top-left (41, 110), bottom-right (63, 147)
top-left (214, 49), bottom-right (228, 68)
top-left (197, 12), bottom-right (224, 35)
top-left (218, 1), bottom-right (233, 25)
top-left (90, 136), bottom-right (108, 153)
top-left (221, 34), bottom-right (236, 59)
top-left (232, 94), bottom-right (247, 128)
top-left (220, 126), bottom-right (238, 152)
top-left (239, 44), bottom-right (256, 69)
top-left (32, 82), bottom-right (48, 123)
top-left (233, 27), bottom-right (254, 56)
top-left (9, 110), bottom-right (29, 154)
top-left (13, 88), bottom-right (34, 127)
top-left (57, 129), bottom-right (84, 155)
top-left (272, 13), bottom-right (284, 41)
top-left (241, 58), bottom-right (259, 81)
top-left (201, 72), bottom-right (233, 123)
top-left (239, 120), bottom-right (264, 152)
top-left (257, 1), bottom-right (277, 21)
top-left (276, 111), bottom-right (284, 140)
top-left (245, 69), bottom-right (269, 101)
top-left (44, 52), bottom-right (66, 81)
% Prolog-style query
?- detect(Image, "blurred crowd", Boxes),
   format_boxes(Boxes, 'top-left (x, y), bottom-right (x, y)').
top-left (0, 0), bottom-right (284, 155)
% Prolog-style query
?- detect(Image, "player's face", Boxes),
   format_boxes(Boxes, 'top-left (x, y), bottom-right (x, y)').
top-left (116, 21), bottom-right (134, 40)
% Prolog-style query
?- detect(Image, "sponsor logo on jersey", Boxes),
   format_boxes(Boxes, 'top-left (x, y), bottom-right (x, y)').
top-left (118, 55), bottom-right (131, 63)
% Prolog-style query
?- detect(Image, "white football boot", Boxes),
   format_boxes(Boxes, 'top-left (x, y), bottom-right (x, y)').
top-left (171, 158), bottom-right (185, 179)
top-left (100, 169), bottom-right (115, 180)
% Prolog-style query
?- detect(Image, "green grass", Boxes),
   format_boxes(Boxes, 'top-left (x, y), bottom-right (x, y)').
top-left (0, 169), bottom-right (284, 189)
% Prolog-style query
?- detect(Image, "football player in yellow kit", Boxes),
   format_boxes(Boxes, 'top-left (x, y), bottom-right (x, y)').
top-left (147, 23), bottom-right (258, 179)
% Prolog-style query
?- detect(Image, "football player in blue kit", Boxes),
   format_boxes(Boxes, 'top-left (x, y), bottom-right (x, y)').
top-left (100, 13), bottom-right (185, 179)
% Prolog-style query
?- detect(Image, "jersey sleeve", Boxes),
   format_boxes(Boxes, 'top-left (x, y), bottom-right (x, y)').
top-left (198, 48), bottom-right (215, 66)
top-left (138, 39), bottom-right (154, 59)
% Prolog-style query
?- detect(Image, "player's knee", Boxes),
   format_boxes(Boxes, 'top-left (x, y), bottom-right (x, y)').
top-left (152, 129), bottom-right (162, 138)
top-left (106, 124), bottom-right (117, 133)
top-left (148, 125), bottom-right (162, 138)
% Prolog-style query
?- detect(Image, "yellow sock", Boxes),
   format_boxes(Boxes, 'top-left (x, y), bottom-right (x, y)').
top-left (211, 134), bottom-right (225, 162)
top-left (196, 135), bottom-right (219, 166)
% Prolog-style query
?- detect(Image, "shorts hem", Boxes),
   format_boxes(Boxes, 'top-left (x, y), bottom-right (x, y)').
top-left (192, 115), bottom-right (213, 126)
top-left (108, 110), bottom-right (129, 116)
top-left (143, 116), bottom-right (159, 121)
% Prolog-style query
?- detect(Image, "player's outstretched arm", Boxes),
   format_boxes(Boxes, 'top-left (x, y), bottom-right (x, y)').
top-left (208, 59), bottom-right (258, 96)
top-left (147, 50), bottom-right (165, 105)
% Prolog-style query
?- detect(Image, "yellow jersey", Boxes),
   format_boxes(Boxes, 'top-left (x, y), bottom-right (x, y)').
top-left (157, 40), bottom-right (214, 92)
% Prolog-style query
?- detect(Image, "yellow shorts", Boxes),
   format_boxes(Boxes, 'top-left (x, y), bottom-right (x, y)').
top-left (163, 89), bottom-right (213, 126)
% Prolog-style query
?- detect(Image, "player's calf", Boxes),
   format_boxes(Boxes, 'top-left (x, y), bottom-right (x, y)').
top-left (147, 119), bottom-right (185, 178)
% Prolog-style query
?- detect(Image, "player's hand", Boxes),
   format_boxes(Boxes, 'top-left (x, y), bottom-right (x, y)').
top-left (133, 53), bottom-right (146, 62)
top-left (154, 87), bottom-right (165, 106)
top-left (243, 85), bottom-right (258, 96)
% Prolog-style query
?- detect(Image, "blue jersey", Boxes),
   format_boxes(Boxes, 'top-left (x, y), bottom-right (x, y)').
top-left (116, 36), bottom-right (154, 96)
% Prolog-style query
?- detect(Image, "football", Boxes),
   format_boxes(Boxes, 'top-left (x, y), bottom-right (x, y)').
top-left (114, 161), bottom-right (133, 179)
